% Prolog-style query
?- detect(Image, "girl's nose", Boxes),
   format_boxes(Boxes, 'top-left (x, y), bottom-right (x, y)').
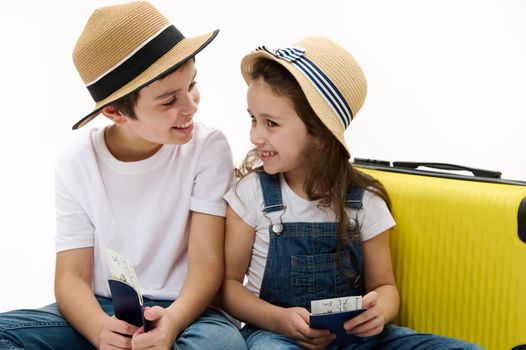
top-left (250, 126), bottom-right (264, 146)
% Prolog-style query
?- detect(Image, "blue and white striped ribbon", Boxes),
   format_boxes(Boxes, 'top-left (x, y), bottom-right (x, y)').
top-left (255, 45), bottom-right (353, 129)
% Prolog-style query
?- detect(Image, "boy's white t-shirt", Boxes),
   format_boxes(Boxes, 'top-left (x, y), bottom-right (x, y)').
top-left (224, 172), bottom-right (395, 296)
top-left (54, 123), bottom-right (233, 300)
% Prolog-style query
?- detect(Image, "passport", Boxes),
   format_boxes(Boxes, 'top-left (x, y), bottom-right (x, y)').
top-left (310, 295), bottom-right (365, 345)
top-left (310, 308), bottom-right (366, 345)
top-left (105, 247), bottom-right (151, 331)
top-left (108, 279), bottom-right (151, 331)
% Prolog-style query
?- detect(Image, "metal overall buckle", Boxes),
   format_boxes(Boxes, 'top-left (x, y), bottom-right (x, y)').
top-left (262, 205), bottom-right (287, 235)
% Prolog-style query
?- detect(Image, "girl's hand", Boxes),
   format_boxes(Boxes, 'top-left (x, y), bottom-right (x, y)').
top-left (130, 306), bottom-right (179, 350)
top-left (275, 307), bottom-right (335, 350)
top-left (343, 291), bottom-right (385, 337)
top-left (99, 315), bottom-right (139, 350)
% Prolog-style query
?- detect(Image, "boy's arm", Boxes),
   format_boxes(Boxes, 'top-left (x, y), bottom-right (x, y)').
top-left (163, 211), bottom-right (226, 335)
top-left (54, 247), bottom-right (108, 348)
top-left (55, 247), bottom-right (138, 349)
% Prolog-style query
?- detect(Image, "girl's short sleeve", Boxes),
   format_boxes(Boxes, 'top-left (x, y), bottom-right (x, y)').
top-left (358, 191), bottom-right (396, 241)
top-left (224, 173), bottom-right (260, 228)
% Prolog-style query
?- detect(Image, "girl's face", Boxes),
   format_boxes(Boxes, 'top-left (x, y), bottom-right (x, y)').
top-left (247, 78), bottom-right (315, 180)
top-left (120, 60), bottom-right (200, 147)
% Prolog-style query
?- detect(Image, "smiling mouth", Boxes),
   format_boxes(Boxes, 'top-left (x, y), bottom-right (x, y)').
top-left (260, 151), bottom-right (277, 158)
top-left (173, 119), bottom-right (193, 129)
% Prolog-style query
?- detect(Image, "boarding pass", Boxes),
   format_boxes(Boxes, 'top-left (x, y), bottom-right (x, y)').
top-left (311, 295), bottom-right (362, 315)
top-left (104, 247), bottom-right (141, 293)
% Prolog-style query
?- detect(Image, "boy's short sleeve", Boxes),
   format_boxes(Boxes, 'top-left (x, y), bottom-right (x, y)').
top-left (53, 133), bottom-right (101, 253)
top-left (54, 174), bottom-right (95, 252)
top-left (190, 129), bottom-right (234, 217)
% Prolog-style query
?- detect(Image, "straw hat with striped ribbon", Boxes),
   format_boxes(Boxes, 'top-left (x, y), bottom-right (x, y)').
top-left (240, 37), bottom-right (367, 157)
top-left (72, 1), bottom-right (218, 130)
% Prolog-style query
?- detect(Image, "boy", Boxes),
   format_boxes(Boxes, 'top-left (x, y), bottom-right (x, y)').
top-left (0, 1), bottom-right (246, 349)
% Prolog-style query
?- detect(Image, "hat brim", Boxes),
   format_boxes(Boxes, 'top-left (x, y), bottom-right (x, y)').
top-left (72, 29), bottom-right (219, 130)
top-left (240, 49), bottom-right (350, 156)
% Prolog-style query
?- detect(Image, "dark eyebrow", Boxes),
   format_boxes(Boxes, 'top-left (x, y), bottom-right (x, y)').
top-left (247, 109), bottom-right (283, 120)
top-left (155, 70), bottom-right (197, 100)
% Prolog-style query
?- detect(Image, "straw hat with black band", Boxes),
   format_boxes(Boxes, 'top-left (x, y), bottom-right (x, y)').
top-left (240, 37), bottom-right (367, 158)
top-left (72, 1), bottom-right (218, 130)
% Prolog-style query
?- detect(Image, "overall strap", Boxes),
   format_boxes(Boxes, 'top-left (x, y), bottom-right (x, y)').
top-left (257, 172), bottom-right (286, 213)
top-left (258, 171), bottom-right (365, 211)
top-left (345, 186), bottom-right (365, 209)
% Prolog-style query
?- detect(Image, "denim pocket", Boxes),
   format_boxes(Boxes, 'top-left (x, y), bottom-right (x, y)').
top-left (290, 250), bottom-right (360, 310)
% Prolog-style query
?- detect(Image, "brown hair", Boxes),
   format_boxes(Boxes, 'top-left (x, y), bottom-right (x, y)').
top-left (111, 91), bottom-right (140, 119)
top-left (110, 57), bottom-right (196, 120)
top-left (238, 58), bottom-right (391, 279)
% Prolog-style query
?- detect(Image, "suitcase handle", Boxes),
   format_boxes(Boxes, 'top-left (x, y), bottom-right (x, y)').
top-left (392, 161), bottom-right (502, 179)
top-left (353, 158), bottom-right (391, 166)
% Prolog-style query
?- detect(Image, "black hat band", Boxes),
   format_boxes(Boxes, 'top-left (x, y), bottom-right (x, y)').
top-left (86, 25), bottom-right (184, 102)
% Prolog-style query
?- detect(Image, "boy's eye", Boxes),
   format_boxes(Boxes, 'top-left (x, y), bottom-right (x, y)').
top-left (162, 98), bottom-right (176, 106)
top-left (161, 81), bottom-right (196, 106)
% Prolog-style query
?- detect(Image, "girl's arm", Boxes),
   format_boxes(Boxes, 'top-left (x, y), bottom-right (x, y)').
top-left (220, 206), bottom-right (283, 328)
top-left (343, 230), bottom-right (400, 336)
top-left (220, 206), bottom-right (334, 349)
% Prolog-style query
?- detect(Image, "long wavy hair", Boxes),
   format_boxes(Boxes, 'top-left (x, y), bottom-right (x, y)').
top-left (237, 58), bottom-right (391, 278)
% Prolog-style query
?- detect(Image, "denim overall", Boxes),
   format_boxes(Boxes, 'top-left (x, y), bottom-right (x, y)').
top-left (241, 172), bottom-right (483, 350)
top-left (257, 172), bottom-right (365, 310)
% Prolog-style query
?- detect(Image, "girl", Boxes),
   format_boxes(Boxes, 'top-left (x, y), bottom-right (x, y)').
top-left (221, 37), bottom-right (482, 350)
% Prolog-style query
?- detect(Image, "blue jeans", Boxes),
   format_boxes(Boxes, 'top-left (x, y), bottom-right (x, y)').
top-left (241, 324), bottom-right (484, 350)
top-left (0, 296), bottom-right (247, 350)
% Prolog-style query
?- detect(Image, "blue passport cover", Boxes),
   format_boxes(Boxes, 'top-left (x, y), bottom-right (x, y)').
top-left (108, 279), bottom-right (151, 331)
top-left (310, 308), bottom-right (366, 345)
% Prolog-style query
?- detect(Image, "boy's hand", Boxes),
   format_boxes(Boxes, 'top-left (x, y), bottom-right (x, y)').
top-left (343, 291), bottom-right (385, 337)
top-left (99, 315), bottom-right (139, 350)
top-left (130, 306), bottom-right (179, 350)
top-left (276, 307), bottom-right (335, 350)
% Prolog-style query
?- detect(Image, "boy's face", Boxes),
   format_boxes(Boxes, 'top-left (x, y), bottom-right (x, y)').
top-left (120, 60), bottom-right (200, 146)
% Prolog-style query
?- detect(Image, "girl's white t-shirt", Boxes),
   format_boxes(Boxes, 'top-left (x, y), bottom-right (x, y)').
top-left (54, 123), bottom-right (233, 300)
top-left (224, 172), bottom-right (395, 296)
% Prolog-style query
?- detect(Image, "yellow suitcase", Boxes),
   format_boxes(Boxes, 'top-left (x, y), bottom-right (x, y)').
top-left (354, 159), bottom-right (526, 350)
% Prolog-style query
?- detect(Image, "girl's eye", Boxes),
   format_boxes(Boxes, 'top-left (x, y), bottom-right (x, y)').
top-left (266, 119), bottom-right (277, 127)
top-left (189, 81), bottom-right (197, 91)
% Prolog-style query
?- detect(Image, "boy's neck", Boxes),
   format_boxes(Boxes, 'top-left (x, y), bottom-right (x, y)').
top-left (104, 125), bottom-right (162, 162)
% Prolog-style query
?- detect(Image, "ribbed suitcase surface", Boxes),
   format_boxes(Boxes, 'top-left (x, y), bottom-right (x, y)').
top-left (357, 165), bottom-right (526, 350)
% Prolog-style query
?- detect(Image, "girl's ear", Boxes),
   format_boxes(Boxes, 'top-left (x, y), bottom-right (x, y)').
top-left (101, 105), bottom-right (127, 125)
top-left (311, 134), bottom-right (322, 146)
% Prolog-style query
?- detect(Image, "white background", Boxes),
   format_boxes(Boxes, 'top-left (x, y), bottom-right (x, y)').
top-left (0, 0), bottom-right (525, 312)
